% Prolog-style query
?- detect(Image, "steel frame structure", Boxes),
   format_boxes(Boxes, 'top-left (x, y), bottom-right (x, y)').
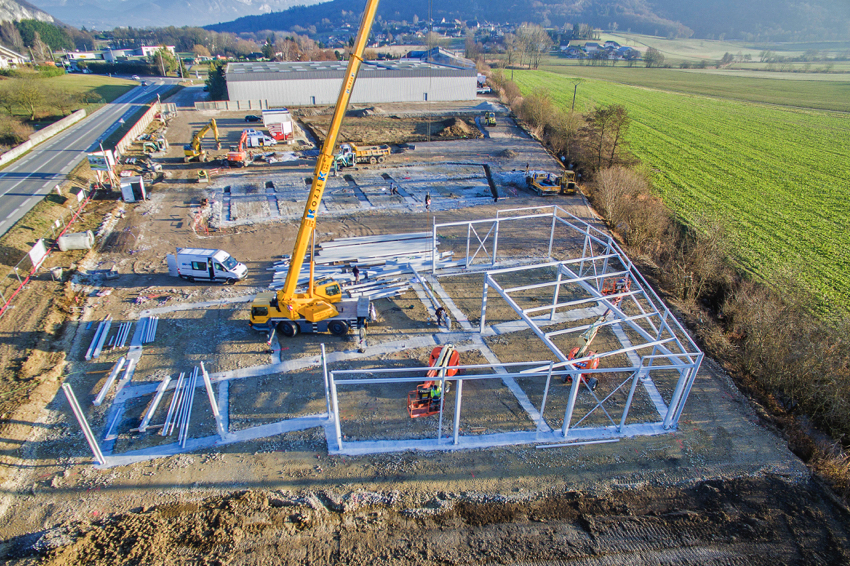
top-left (325, 206), bottom-right (703, 454)
top-left (465, 205), bottom-right (703, 434)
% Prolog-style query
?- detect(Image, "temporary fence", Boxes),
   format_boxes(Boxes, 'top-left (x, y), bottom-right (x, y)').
top-left (0, 187), bottom-right (94, 319)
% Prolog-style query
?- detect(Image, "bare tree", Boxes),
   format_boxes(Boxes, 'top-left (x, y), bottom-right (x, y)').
top-left (517, 23), bottom-right (552, 69)
top-left (644, 47), bottom-right (665, 68)
top-left (0, 83), bottom-right (16, 115)
top-left (12, 78), bottom-right (44, 121)
top-left (503, 33), bottom-right (519, 67)
top-left (550, 108), bottom-right (584, 162)
top-left (518, 89), bottom-right (554, 137)
top-left (590, 104), bottom-right (630, 170)
top-left (192, 44), bottom-right (211, 58)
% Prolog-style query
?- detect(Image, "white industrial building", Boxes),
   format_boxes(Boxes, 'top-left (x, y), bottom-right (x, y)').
top-left (225, 59), bottom-right (477, 106)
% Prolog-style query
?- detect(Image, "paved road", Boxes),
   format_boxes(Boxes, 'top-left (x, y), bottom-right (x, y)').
top-left (0, 79), bottom-right (179, 237)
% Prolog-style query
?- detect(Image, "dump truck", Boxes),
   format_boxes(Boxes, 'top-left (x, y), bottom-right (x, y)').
top-left (248, 0), bottom-right (379, 339)
top-left (526, 171), bottom-right (578, 196)
top-left (338, 142), bottom-right (390, 165)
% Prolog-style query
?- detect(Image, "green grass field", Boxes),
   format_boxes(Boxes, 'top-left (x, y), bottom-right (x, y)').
top-left (50, 74), bottom-right (137, 104)
top-left (513, 69), bottom-right (850, 312)
top-left (532, 60), bottom-right (850, 112)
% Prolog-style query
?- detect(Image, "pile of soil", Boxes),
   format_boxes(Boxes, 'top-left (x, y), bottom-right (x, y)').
top-left (349, 107), bottom-right (385, 117)
top-left (436, 118), bottom-right (481, 139)
top-left (499, 149), bottom-right (519, 158)
top-left (8, 477), bottom-right (849, 565)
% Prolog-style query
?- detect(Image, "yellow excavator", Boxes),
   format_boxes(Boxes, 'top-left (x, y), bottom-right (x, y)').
top-left (248, 0), bottom-right (380, 338)
top-left (183, 119), bottom-right (221, 162)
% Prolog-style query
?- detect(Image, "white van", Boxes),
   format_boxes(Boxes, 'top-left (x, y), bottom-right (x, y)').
top-left (246, 133), bottom-right (277, 148)
top-left (167, 248), bottom-right (248, 283)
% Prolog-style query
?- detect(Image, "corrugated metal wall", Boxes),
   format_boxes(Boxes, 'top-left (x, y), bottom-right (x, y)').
top-left (227, 75), bottom-right (476, 106)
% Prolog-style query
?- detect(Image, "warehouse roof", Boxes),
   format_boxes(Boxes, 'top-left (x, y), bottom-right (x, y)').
top-left (225, 59), bottom-right (476, 82)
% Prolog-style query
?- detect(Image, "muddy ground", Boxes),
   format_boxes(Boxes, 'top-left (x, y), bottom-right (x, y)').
top-left (0, 93), bottom-right (848, 564)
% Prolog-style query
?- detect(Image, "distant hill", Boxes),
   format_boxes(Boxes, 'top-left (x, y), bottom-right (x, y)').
top-left (206, 0), bottom-right (850, 42)
top-left (0, 0), bottom-right (56, 25)
top-left (26, 0), bottom-right (324, 30)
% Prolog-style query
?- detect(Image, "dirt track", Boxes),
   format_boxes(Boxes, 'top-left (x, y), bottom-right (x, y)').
top-left (0, 94), bottom-right (848, 564)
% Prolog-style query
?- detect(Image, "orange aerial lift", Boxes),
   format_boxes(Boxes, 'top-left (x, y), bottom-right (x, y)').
top-left (408, 344), bottom-right (460, 418)
top-left (226, 130), bottom-right (251, 168)
top-left (564, 276), bottom-right (631, 391)
top-left (248, 0), bottom-right (380, 337)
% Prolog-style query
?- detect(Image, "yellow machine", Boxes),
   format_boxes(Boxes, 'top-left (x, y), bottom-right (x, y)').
top-left (249, 0), bottom-right (380, 338)
top-left (526, 170), bottom-right (577, 196)
top-left (183, 119), bottom-right (221, 162)
top-left (338, 142), bottom-right (390, 165)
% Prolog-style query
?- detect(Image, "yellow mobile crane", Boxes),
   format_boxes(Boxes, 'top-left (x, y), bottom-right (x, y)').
top-left (183, 119), bottom-right (221, 162)
top-left (248, 0), bottom-right (380, 338)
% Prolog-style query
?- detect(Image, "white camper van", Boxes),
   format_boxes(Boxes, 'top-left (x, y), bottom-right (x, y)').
top-left (245, 133), bottom-right (277, 148)
top-left (167, 248), bottom-right (248, 283)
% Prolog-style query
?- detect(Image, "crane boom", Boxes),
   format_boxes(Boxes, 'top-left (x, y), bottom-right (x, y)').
top-left (281, 0), bottom-right (381, 304)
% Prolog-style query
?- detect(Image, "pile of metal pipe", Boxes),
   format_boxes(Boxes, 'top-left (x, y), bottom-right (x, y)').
top-left (142, 316), bottom-right (159, 344)
top-left (111, 321), bottom-right (134, 350)
top-left (93, 356), bottom-right (126, 406)
top-left (160, 367), bottom-right (198, 447)
top-left (178, 367), bottom-right (198, 448)
top-left (267, 232), bottom-right (461, 299)
top-left (139, 374), bottom-right (171, 433)
top-left (161, 371), bottom-right (186, 437)
top-left (85, 316), bottom-right (112, 361)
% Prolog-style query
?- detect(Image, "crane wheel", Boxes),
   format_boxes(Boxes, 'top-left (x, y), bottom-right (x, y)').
top-left (278, 321), bottom-right (298, 337)
top-left (369, 156), bottom-right (377, 164)
top-left (329, 320), bottom-right (349, 336)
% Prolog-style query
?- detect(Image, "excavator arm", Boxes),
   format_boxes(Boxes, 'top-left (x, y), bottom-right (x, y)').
top-left (279, 0), bottom-right (381, 315)
top-left (185, 118), bottom-right (221, 161)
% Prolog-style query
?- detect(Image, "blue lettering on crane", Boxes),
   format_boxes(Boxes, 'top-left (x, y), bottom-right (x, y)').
top-left (306, 208), bottom-right (317, 219)
top-left (318, 171), bottom-right (327, 182)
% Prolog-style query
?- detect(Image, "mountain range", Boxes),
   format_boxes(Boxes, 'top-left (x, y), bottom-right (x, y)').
top-left (8, 0), bottom-right (850, 40)
top-left (0, 0), bottom-right (55, 25)
top-left (21, 0), bottom-right (323, 29)
top-left (208, 0), bottom-right (850, 41)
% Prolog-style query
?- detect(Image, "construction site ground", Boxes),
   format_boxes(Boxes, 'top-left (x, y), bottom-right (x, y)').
top-left (0, 96), bottom-right (848, 564)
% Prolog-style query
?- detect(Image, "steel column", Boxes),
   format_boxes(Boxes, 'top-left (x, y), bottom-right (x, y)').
top-left (539, 362), bottom-right (554, 429)
top-left (618, 371), bottom-right (641, 432)
top-left (492, 220), bottom-right (500, 265)
top-left (561, 369), bottom-right (582, 437)
top-left (201, 362), bottom-right (226, 439)
top-left (321, 344), bottom-right (332, 419)
top-left (465, 223), bottom-right (471, 269)
top-left (550, 270), bottom-right (562, 321)
top-left (330, 373), bottom-right (343, 448)
top-left (62, 383), bottom-right (106, 466)
top-left (479, 276), bottom-right (489, 333)
top-left (431, 218), bottom-right (437, 274)
top-left (452, 377), bottom-right (463, 444)
top-left (548, 211), bottom-right (557, 259)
